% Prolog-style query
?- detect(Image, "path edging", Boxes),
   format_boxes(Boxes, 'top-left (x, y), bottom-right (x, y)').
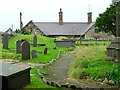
top-left (37, 51), bottom-right (84, 89)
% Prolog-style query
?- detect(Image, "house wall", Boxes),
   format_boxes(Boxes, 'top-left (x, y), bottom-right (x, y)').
top-left (23, 22), bottom-right (43, 35)
top-left (85, 26), bottom-right (115, 40)
top-left (85, 26), bottom-right (95, 39)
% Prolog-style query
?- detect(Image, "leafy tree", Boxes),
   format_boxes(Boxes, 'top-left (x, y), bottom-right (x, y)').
top-left (21, 28), bottom-right (30, 34)
top-left (15, 29), bottom-right (20, 33)
top-left (95, 4), bottom-right (116, 36)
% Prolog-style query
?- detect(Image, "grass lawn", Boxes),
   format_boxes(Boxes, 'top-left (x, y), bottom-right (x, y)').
top-left (0, 34), bottom-right (68, 89)
top-left (1, 34), bottom-right (119, 88)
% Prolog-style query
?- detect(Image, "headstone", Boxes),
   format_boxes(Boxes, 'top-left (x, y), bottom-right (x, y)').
top-left (33, 35), bottom-right (37, 47)
top-left (16, 40), bottom-right (22, 53)
top-left (22, 40), bottom-right (30, 60)
top-left (0, 34), bottom-right (2, 44)
top-left (44, 47), bottom-right (47, 54)
top-left (3, 34), bottom-right (9, 49)
top-left (0, 62), bottom-right (31, 89)
top-left (31, 50), bottom-right (37, 58)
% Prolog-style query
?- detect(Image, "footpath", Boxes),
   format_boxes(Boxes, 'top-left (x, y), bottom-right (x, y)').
top-left (44, 52), bottom-right (113, 89)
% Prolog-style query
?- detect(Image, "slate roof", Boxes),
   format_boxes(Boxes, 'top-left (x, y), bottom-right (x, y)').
top-left (24, 21), bottom-right (94, 36)
top-left (34, 22), bottom-right (94, 36)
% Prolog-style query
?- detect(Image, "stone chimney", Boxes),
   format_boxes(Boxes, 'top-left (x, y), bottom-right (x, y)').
top-left (59, 8), bottom-right (63, 25)
top-left (20, 12), bottom-right (23, 31)
top-left (87, 12), bottom-right (92, 23)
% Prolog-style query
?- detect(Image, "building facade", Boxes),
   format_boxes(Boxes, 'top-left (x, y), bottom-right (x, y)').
top-left (22, 8), bottom-right (114, 39)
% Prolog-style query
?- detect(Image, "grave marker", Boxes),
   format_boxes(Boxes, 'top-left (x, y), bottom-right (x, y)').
top-left (3, 34), bottom-right (9, 49)
top-left (16, 40), bottom-right (22, 53)
top-left (33, 35), bottom-right (37, 47)
top-left (31, 50), bottom-right (37, 58)
top-left (106, 1), bottom-right (120, 63)
top-left (22, 40), bottom-right (30, 60)
top-left (44, 47), bottom-right (47, 54)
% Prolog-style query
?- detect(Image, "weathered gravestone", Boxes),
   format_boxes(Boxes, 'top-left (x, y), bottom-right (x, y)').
top-left (16, 40), bottom-right (22, 53)
top-left (3, 34), bottom-right (9, 49)
top-left (106, 1), bottom-right (120, 63)
top-left (31, 50), bottom-right (37, 58)
top-left (0, 62), bottom-right (31, 89)
top-left (22, 40), bottom-right (30, 60)
top-left (55, 39), bottom-right (75, 47)
top-left (0, 34), bottom-right (2, 44)
top-left (33, 35), bottom-right (37, 47)
top-left (44, 47), bottom-right (47, 54)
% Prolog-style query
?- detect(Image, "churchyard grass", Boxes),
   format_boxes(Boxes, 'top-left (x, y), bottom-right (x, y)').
top-left (0, 34), bottom-right (68, 89)
top-left (23, 66), bottom-right (55, 89)
top-left (1, 34), bottom-right (119, 88)
top-left (68, 44), bottom-right (120, 85)
top-left (0, 34), bottom-right (68, 62)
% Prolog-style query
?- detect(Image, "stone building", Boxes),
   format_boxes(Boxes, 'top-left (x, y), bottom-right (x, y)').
top-left (22, 8), bottom-right (114, 39)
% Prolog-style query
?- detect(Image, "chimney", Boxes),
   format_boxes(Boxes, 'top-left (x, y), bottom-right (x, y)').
top-left (87, 12), bottom-right (92, 23)
top-left (20, 12), bottom-right (23, 31)
top-left (59, 8), bottom-right (63, 25)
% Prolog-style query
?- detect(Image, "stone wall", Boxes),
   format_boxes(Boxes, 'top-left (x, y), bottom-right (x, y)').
top-left (23, 22), bottom-right (43, 35)
top-left (85, 26), bottom-right (115, 40)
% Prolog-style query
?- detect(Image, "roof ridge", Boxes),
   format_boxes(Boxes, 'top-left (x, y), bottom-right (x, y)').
top-left (34, 22), bottom-right (90, 24)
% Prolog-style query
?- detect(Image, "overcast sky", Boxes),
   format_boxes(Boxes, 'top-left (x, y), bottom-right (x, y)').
top-left (0, 0), bottom-right (112, 32)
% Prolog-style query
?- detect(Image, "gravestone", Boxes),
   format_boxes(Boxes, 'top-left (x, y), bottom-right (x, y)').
top-left (106, 1), bottom-right (120, 63)
top-left (16, 40), bottom-right (22, 53)
top-left (31, 50), bottom-right (37, 58)
top-left (3, 34), bottom-right (9, 49)
top-left (0, 34), bottom-right (2, 44)
top-left (44, 47), bottom-right (47, 54)
top-left (22, 40), bottom-right (30, 60)
top-left (55, 39), bottom-right (75, 47)
top-left (0, 62), bottom-right (31, 89)
top-left (33, 35), bottom-right (37, 47)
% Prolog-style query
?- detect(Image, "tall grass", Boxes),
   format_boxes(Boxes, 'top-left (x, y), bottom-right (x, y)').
top-left (69, 44), bottom-right (120, 84)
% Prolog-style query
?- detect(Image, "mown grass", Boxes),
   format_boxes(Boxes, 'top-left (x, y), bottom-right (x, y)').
top-left (0, 34), bottom-right (68, 89)
top-left (1, 34), bottom-right (68, 62)
top-left (69, 44), bottom-right (120, 85)
top-left (23, 66), bottom-right (55, 89)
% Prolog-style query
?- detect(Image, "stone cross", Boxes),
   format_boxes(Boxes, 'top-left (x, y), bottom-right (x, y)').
top-left (31, 50), bottom-right (37, 58)
top-left (21, 40), bottom-right (30, 60)
top-left (116, 1), bottom-right (120, 63)
top-left (116, 1), bottom-right (120, 37)
top-left (44, 47), bottom-right (47, 54)
top-left (16, 40), bottom-right (22, 53)
top-left (106, 1), bottom-right (120, 63)
top-left (3, 34), bottom-right (9, 49)
top-left (33, 35), bottom-right (37, 47)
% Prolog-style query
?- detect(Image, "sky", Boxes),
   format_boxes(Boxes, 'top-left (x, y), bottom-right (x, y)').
top-left (0, 0), bottom-right (112, 32)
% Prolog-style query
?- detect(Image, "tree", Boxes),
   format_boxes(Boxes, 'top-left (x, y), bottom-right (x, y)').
top-left (95, 4), bottom-right (116, 36)
top-left (15, 29), bottom-right (20, 33)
